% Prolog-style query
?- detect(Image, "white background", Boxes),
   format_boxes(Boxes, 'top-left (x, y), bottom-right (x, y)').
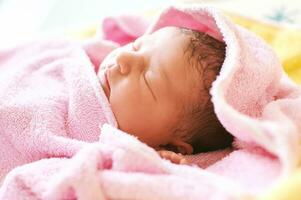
top-left (0, 0), bottom-right (300, 47)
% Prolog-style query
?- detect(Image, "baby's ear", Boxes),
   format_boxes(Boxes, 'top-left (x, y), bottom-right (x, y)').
top-left (169, 138), bottom-right (193, 155)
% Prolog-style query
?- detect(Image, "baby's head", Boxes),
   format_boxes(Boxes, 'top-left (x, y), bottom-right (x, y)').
top-left (100, 26), bottom-right (232, 154)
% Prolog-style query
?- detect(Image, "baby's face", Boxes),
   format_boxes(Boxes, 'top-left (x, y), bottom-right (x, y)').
top-left (99, 27), bottom-right (198, 149)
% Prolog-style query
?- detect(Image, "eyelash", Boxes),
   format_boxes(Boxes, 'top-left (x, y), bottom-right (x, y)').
top-left (143, 72), bottom-right (156, 100)
top-left (143, 72), bottom-right (150, 88)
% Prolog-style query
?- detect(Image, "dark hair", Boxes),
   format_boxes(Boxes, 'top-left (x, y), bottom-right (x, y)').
top-left (172, 28), bottom-right (233, 154)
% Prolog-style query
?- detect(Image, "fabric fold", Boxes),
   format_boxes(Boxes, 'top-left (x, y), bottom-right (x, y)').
top-left (1, 5), bottom-right (301, 200)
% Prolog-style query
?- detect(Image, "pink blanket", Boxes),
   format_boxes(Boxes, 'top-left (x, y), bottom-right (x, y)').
top-left (0, 38), bottom-right (117, 179)
top-left (1, 5), bottom-right (301, 200)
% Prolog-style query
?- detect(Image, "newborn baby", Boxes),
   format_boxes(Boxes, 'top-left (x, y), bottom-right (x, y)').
top-left (99, 26), bottom-right (233, 164)
top-left (0, 26), bottom-right (232, 181)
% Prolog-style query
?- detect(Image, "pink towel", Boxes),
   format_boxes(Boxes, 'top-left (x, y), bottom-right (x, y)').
top-left (0, 38), bottom-right (117, 180)
top-left (1, 5), bottom-right (301, 200)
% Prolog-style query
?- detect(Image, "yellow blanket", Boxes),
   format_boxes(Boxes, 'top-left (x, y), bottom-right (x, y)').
top-left (228, 13), bottom-right (301, 85)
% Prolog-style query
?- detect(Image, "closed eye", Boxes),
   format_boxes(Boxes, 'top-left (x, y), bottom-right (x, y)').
top-left (143, 73), bottom-right (157, 101)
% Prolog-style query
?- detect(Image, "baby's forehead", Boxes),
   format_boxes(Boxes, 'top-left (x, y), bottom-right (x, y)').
top-left (148, 26), bottom-right (191, 45)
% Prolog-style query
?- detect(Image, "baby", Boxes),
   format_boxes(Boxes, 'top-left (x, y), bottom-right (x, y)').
top-left (99, 26), bottom-right (233, 164)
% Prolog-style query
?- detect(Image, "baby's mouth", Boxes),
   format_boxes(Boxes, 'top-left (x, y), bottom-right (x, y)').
top-left (104, 71), bottom-right (111, 98)
top-left (100, 70), bottom-right (111, 99)
top-left (105, 71), bottom-right (111, 92)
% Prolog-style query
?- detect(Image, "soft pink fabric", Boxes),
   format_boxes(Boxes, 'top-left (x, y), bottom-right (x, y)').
top-left (1, 5), bottom-right (301, 200)
top-left (185, 148), bottom-right (232, 169)
top-left (0, 125), bottom-right (243, 200)
top-left (102, 15), bottom-right (149, 45)
top-left (0, 38), bottom-right (117, 180)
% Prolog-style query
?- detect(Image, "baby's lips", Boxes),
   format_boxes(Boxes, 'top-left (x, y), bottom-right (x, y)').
top-left (104, 71), bottom-right (111, 97)
top-left (99, 70), bottom-right (111, 98)
top-left (105, 70), bottom-right (111, 90)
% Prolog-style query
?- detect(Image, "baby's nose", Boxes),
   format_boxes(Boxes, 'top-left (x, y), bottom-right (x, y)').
top-left (115, 51), bottom-right (144, 75)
